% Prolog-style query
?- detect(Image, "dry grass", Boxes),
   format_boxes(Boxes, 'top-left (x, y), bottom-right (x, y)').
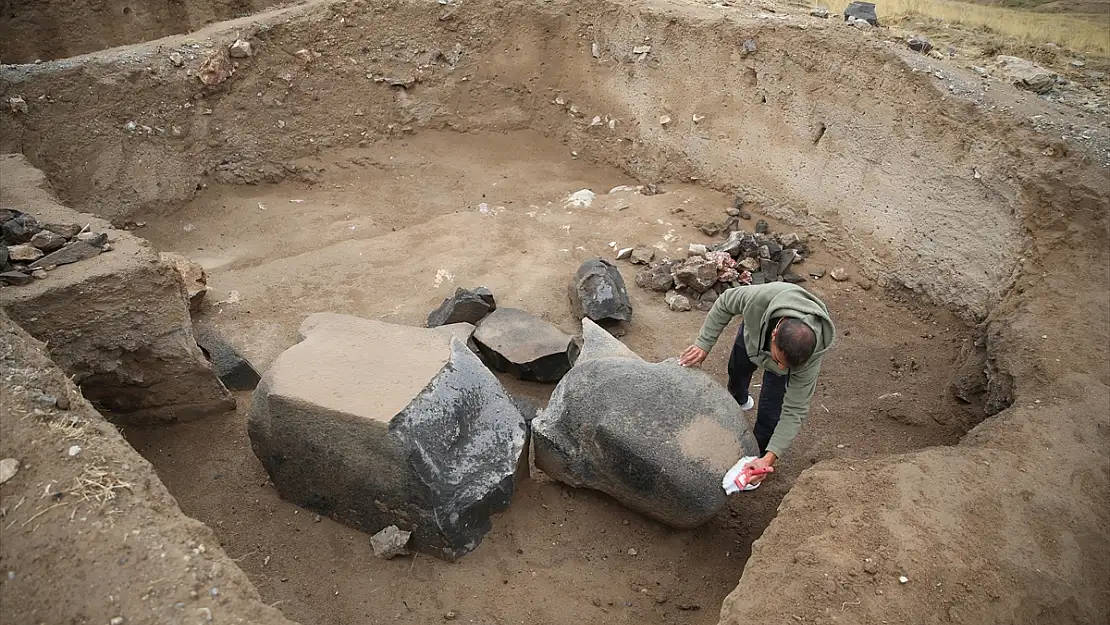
top-left (820, 0), bottom-right (1110, 55)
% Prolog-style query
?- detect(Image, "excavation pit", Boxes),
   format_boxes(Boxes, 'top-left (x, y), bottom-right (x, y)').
top-left (1, 0), bottom-right (1107, 624)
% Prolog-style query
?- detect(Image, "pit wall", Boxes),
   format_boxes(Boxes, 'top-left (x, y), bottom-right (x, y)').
top-left (0, 0), bottom-right (290, 63)
top-left (0, 0), bottom-right (1034, 320)
top-left (0, 1), bottom-right (1107, 623)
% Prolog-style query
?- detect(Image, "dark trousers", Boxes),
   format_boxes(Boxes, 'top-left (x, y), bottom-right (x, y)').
top-left (727, 323), bottom-right (787, 455)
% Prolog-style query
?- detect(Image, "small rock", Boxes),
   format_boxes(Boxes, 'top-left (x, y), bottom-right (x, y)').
top-left (168, 52), bottom-right (185, 67)
top-left (754, 219), bottom-right (769, 234)
top-left (31, 270), bottom-right (46, 280)
top-left (630, 247), bottom-right (655, 265)
top-left (633, 45), bottom-right (652, 55)
top-left (856, 278), bottom-right (873, 290)
top-left (739, 208), bottom-right (752, 220)
top-left (1070, 60), bottom-right (1086, 68)
top-left (830, 267), bottom-right (850, 282)
top-left (7, 244), bottom-right (43, 262)
top-left (847, 16), bottom-right (872, 27)
top-left (994, 55), bottom-right (1057, 94)
top-left (863, 559), bottom-right (879, 574)
top-left (161, 252), bottom-right (209, 313)
top-left (809, 268), bottom-right (826, 278)
top-left (778, 232), bottom-right (799, 248)
top-left (726, 208), bottom-right (740, 217)
top-left (742, 39), bottom-right (757, 55)
top-left (295, 49), bottom-right (317, 62)
top-left (635, 262), bottom-right (675, 292)
top-left (627, 548), bottom-right (638, 556)
top-left (739, 257), bottom-right (760, 272)
top-left (195, 326), bottom-right (263, 391)
top-left (428, 287), bottom-right (497, 327)
top-left (758, 245), bottom-right (770, 260)
top-left (782, 272), bottom-right (806, 284)
top-left (0, 458), bottom-right (19, 484)
top-left (696, 289), bottom-right (719, 311)
top-left (673, 257), bottom-right (718, 293)
top-left (67, 445), bottom-right (81, 457)
top-left (43, 223), bottom-right (82, 239)
top-left (616, 247), bottom-right (633, 260)
top-left (29, 230), bottom-right (65, 253)
top-left (7, 96), bottom-right (28, 114)
top-left (76, 232), bottom-right (108, 247)
top-left (110, 618), bottom-right (124, 625)
top-left (659, 115), bottom-right (672, 126)
top-left (229, 39), bottom-right (253, 58)
top-left (907, 36), bottom-right (932, 53)
top-left (688, 243), bottom-right (708, 257)
top-left (844, 1), bottom-right (878, 26)
top-left (569, 259), bottom-right (633, 324)
top-left (0, 271), bottom-right (32, 286)
top-left (370, 525), bottom-right (412, 559)
top-left (444, 612), bottom-right (458, 621)
top-left (28, 241), bottom-right (101, 269)
top-left (810, 7), bottom-right (829, 18)
top-left (698, 222), bottom-right (721, 237)
top-left (2, 212), bottom-right (41, 245)
top-left (664, 290), bottom-right (691, 312)
top-left (899, 575), bottom-right (909, 584)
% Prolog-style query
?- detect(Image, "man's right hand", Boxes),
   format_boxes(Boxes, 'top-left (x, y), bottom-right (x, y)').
top-left (679, 345), bottom-right (708, 367)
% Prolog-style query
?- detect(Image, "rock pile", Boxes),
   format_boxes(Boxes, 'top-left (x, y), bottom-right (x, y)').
top-left (1, 210), bottom-right (112, 286)
top-left (626, 204), bottom-right (811, 312)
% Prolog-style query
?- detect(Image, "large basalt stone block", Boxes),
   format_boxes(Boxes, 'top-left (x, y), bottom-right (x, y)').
top-left (248, 313), bottom-right (527, 561)
top-left (532, 320), bottom-right (759, 528)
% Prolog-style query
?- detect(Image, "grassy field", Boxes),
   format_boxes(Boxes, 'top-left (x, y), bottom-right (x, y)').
top-left (821, 0), bottom-right (1110, 55)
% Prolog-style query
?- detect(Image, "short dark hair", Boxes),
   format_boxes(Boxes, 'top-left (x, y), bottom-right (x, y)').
top-left (775, 319), bottom-right (817, 367)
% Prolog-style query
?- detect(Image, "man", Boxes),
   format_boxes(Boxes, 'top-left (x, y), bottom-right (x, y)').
top-left (678, 282), bottom-right (835, 486)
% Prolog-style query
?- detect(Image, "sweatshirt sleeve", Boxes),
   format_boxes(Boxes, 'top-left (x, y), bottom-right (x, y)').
top-left (693, 287), bottom-right (750, 352)
top-left (765, 361), bottom-right (820, 457)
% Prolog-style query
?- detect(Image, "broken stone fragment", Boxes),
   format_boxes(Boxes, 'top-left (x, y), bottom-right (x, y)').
top-left (30, 229), bottom-right (65, 253)
top-left (0, 458), bottom-right (18, 484)
top-left (844, 1), bottom-right (879, 26)
top-left (371, 525), bottom-right (412, 559)
top-left (0, 271), bottom-right (32, 286)
top-left (28, 241), bottom-right (100, 269)
top-left (698, 222), bottom-right (721, 237)
top-left (2, 212), bottom-right (41, 245)
top-left (665, 290), bottom-right (692, 312)
top-left (427, 287), bottom-right (496, 327)
top-left (160, 252), bottom-right (209, 313)
top-left (473, 308), bottom-right (578, 383)
top-left (76, 232), bottom-right (108, 247)
top-left (755, 219), bottom-right (770, 235)
top-left (635, 262), bottom-right (675, 292)
top-left (810, 6), bottom-right (829, 18)
top-left (673, 257), bottom-right (718, 293)
top-left (760, 257), bottom-right (780, 283)
top-left (249, 313), bottom-right (526, 561)
top-left (907, 36), bottom-right (933, 53)
top-left (993, 55), bottom-right (1057, 94)
top-left (830, 267), bottom-right (850, 282)
top-left (688, 243), bottom-right (708, 257)
top-left (616, 247), bottom-right (633, 260)
top-left (195, 325), bottom-right (262, 391)
top-left (7, 244), bottom-right (43, 262)
top-left (712, 231), bottom-right (744, 258)
top-left (630, 247), bottom-right (655, 265)
top-left (532, 330), bottom-right (759, 528)
top-left (229, 39), bottom-right (253, 58)
top-left (569, 259), bottom-right (632, 324)
top-left (43, 223), bottom-right (82, 239)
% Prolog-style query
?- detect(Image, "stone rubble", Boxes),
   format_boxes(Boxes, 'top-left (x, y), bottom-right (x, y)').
top-left (1, 210), bottom-right (111, 286)
top-left (624, 202), bottom-right (815, 312)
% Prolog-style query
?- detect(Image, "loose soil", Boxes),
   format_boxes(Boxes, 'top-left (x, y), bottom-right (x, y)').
top-left (123, 129), bottom-right (970, 625)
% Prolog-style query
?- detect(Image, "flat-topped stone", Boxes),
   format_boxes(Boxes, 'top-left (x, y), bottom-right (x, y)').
top-left (472, 308), bottom-right (578, 382)
top-left (249, 313), bottom-right (527, 561)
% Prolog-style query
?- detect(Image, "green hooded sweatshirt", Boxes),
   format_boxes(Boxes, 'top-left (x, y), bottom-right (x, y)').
top-left (693, 283), bottom-right (835, 457)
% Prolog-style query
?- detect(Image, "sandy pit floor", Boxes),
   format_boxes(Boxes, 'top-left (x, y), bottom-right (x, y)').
top-left (123, 129), bottom-right (972, 625)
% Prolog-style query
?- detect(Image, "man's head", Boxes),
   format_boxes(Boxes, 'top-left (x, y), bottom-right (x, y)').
top-left (771, 318), bottom-right (817, 369)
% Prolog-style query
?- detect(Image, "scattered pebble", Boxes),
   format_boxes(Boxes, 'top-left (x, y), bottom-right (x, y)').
top-left (0, 458), bottom-right (19, 485)
top-left (899, 575), bottom-right (910, 584)
top-left (110, 618), bottom-right (124, 625)
top-left (67, 445), bottom-right (81, 457)
top-left (627, 548), bottom-right (638, 556)
top-left (830, 267), bottom-right (850, 282)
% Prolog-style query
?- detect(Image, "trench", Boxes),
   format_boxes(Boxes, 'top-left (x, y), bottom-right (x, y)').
top-left (0, 0), bottom-right (1054, 623)
top-left (112, 127), bottom-right (974, 625)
